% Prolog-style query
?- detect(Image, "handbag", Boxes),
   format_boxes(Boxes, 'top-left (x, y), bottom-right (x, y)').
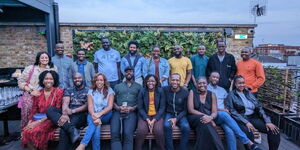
top-left (17, 66), bottom-right (35, 108)
top-left (32, 89), bottom-right (57, 120)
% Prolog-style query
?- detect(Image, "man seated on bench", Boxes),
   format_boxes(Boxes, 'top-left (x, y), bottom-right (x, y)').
top-left (163, 73), bottom-right (191, 150)
top-left (46, 72), bottom-right (89, 150)
top-left (208, 72), bottom-right (261, 150)
top-left (111, 66), bottom-right (142, 150)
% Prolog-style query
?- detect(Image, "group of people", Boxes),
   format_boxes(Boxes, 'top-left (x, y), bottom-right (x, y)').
top-left (17, 37), bottom-right (281, 150)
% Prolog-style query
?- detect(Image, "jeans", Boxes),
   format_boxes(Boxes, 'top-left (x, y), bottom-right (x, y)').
top-left (163, 113), bottom-right (190, 150)
top-left (110, 111), bottom-right (137, 150)
top-left (80, 112), bottom-right (112, 150)
top-left (46, 107), bottom-right (87, 150)
top-left (214, 111), bottom-right (250, 150)
top-left (238, 114), bottom-right (281, 150)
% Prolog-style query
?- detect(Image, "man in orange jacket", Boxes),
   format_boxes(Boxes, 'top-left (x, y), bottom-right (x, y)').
top-left (236, 47), bottom-right (265, 97)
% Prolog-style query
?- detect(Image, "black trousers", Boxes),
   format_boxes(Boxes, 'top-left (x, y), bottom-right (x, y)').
top-left (46, 106), bottom-right (87, 150)
top-left (237, 114), bottom-right (281, 150)
top-left (188, 114), bottom-right (224, 150)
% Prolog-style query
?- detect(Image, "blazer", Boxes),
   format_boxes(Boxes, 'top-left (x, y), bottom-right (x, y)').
top-left (227, 89), bottom-right (271, 124)
top-left (137, 87), bottom-right (166, 120)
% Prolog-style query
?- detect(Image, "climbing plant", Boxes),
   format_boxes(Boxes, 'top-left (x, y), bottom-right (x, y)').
top-left (73, 30), bottom-right (222, 62)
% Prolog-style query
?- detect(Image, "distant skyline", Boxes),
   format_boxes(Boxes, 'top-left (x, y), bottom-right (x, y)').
top-left (55, 0), bottom-right (300, 46)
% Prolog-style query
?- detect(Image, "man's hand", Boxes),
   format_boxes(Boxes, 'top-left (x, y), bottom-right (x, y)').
top-left (57, 114), bottom-right (70, 126)
top-left (168, 118), bottom-right (177, 129)
top-left (246, 122), bottom-right (256, 132)
top-left (266, 123), bottom-right (279, 134)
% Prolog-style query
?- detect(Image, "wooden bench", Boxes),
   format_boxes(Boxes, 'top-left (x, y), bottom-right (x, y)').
top-left (54, 124), bottom-right (260, 142)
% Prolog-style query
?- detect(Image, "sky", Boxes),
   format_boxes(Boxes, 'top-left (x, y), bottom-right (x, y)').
top-left (55, 0), bottom-right (300, 46)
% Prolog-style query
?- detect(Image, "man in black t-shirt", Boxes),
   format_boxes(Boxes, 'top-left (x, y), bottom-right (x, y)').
top-left (46, 72), bottom-right (89, 150)
top-left (163, 73), bottom-right (191, 150)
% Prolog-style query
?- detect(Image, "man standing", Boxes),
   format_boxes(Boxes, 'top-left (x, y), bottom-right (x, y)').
top-left (70, 49), bottom-right (95, 88)
top-left (236, 47), bottom-right (265, 96)
top-left (46, 72), bottom-right (88, 150)
top-left (206, 41), bottom-right (237, 91)
top-left (190, 45), bottom-right (209, 89)
top-left (121, 40), bottom-right (145, 85)
top-left (163, 73), bottom-right (190, 150)
top-left (110, 66), bottom-right (142, 150)
top-left (94, 37), bottom-right (121, 89)
top-left (52, 41), bottom-right (73, 89)
top-left (168, 45), bottom-right (192, 87)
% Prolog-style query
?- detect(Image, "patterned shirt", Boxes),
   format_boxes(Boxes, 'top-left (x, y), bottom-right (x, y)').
top-left (64, 86), bottom-right (89, 109)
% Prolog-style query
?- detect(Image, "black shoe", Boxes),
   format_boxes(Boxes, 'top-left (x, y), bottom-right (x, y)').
top-left (70, 128), bottom-right (80, 143)
top-left (250, 144), bottom-right (262, 150)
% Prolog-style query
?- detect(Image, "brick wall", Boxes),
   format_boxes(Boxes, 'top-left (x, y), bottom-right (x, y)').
top-left (0, 23), bottom-right (47, 68)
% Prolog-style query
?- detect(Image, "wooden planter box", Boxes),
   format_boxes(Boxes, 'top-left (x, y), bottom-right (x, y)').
top-left (263, 106), bottom-right (296, 129)
top-left (282, 116), bottom-right (300, 146)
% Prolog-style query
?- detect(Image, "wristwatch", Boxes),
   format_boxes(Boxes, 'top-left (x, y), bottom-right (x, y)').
top-left (27, 89), bottom-right (33, 94)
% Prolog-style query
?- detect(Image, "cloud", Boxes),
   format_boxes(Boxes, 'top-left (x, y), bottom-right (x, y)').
top-left (55, 0), bottom-right (300, 45)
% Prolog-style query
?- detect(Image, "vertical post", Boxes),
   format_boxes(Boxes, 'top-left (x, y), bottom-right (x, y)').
top-left (283, 69), bottom-right (289, 113)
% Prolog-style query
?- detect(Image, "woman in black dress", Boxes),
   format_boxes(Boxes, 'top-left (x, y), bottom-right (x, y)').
top-left (187, 77), bottom-right (224, 150)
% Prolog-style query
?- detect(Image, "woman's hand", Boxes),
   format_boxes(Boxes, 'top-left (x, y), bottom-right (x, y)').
top-left (24, 120), bottom-right (40, 130)
top-left (146, 118), bottom-right (156, 133)
top-left (200, 115), bottom-right (213, 124)
top-left (30, 90), bottom-right (41, 97)
top-left (246, 122), bottom-right (256, 132)
top-left (266, 123), bottom-right (280, 134)
top-left (91, 113), bottom-right (99, 121)
top-left (93, 118), bottom-right (102, 126)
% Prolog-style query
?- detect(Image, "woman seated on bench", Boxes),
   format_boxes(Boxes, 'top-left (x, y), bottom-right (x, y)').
top-left (187, 77), bottom-right (224, 150)
top-left (76, 73), bottom-right (114, 150)
top-left (22, 70), bottom-right (63, 150)
top-left (135, 74), bottom-right (165, 150)
top-left (227, 75), bottom-right (281, 150)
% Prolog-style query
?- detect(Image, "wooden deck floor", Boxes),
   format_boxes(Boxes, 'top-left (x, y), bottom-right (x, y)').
top-left (0, 121), bottom-right (299, 150)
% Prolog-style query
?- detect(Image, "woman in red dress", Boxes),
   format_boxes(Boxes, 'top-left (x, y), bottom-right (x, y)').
top-left (22, 70), bottom-right (63, 150)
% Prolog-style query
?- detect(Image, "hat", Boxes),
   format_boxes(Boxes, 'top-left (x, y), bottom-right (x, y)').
top-left (124, 66), bottom-right (134, 72)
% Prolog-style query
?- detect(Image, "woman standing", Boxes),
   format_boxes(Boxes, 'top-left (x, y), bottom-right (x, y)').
top-left (187, 77), bottom-right (224, 150)
top-left (135, 74), bottom-right (165, 150)
top-left (76, 73), bottom-right (114, 150)
top-left (18, 51), bottom-right (57, 128)
top-left (22, 70), bottom-right (63, 150)
top-left (227, 76), bottom-right (281, 150)
top-left (143, 46), bottom-right (170, 86)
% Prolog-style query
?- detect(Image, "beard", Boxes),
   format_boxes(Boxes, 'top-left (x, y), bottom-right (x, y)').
top-left (174, 52), bottom-right (182, 58)
top-left (126, 75), bottom-right (134, 81)
top-left (74, 81), bottom-right (84, 88)
top-left (130, 50), bottom-right (137, 55)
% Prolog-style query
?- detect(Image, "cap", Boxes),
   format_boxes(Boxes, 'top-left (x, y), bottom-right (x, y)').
top-left (124, 66), bottom-right (134, 72)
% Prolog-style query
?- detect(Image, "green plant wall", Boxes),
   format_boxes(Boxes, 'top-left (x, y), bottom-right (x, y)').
top-left (73, 30), bottom-right (222, 62)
